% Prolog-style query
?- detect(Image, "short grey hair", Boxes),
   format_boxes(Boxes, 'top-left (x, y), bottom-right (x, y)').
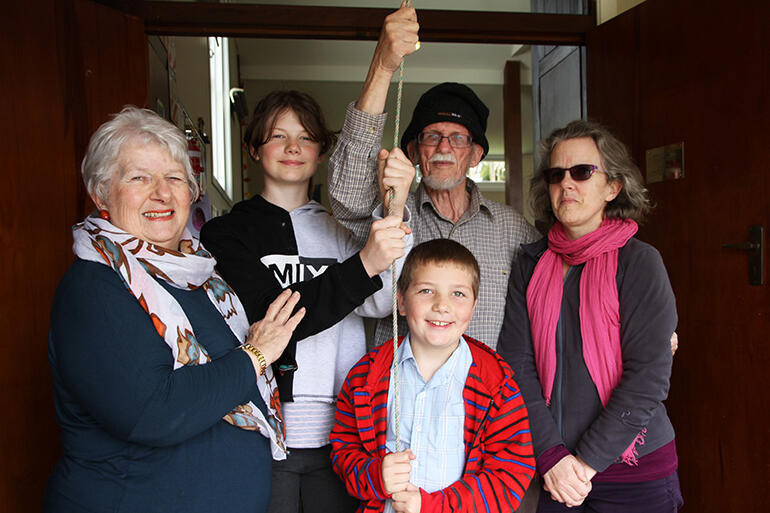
top-left (530, 119), bottom-right (651, 226)
top-left (81, 106), bottom-right (198, 204)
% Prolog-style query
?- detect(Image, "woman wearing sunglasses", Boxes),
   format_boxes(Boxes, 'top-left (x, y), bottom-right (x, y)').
top-left (498, 120), bottom-right (682, 512)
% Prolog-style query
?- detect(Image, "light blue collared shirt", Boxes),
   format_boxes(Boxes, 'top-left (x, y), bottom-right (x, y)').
top-left (384, 335), bottom-right (472, 512)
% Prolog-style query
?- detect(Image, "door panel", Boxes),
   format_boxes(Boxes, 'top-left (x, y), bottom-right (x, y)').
top-left (0, 1), bottom-right (147, 509)
top-left (539, 46), bottom-right (584, 138)
top-left (587, 1), bottom-right (770, 511)
top-left (531, 0), bottom-right (588, 166)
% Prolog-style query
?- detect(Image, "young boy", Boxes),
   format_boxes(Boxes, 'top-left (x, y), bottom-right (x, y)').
top-left (330, 239), bottom-right (535, 513)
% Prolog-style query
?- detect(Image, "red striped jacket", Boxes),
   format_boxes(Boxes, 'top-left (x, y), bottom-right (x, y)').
top-left (330, 335), bottom-right (535, 513)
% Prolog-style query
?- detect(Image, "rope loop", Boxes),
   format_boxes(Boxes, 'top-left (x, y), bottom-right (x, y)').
top-left (389, 0), bottom-right (413, 455)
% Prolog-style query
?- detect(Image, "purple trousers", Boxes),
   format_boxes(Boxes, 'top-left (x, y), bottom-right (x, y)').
top-left (537, 471), bottom-right (683, 513)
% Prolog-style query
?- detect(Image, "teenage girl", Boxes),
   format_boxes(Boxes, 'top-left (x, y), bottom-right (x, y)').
top-left (201, 90), bottom-right (414, 513)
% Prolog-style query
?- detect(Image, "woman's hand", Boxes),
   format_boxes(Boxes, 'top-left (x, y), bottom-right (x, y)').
top-left (381, 449), bottom-right (415, 495)
top-left (574, 456), bottom-right (598, 481)
top-left (246, 289), bottom-right (305, 366)
top-left (542, 454), bottom-right (592, 507)
top-left (378, 147), bottom-right (415, 220)
top-left (392, 483), bottom-right (421, 513)
top-left (359, 215), bottom-right (411, 277)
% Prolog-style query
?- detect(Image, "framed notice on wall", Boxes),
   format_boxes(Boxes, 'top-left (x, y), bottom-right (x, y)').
top-left (646, 142), bottom-right (684, 183)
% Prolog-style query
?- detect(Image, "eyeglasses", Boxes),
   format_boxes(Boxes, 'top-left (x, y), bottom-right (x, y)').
top-left (417, 132), bottom-right (473, 149)
top-left (542, 164), bottom-right (604, 184)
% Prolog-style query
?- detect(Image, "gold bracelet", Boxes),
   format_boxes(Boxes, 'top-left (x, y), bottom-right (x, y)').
top-left (241, 343), bottom-right (267, 376)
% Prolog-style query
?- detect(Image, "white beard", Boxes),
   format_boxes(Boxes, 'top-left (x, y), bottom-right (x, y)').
top-left (421, 156), bottom-right (471, 191)
top-left (422, 173), bottom-right (466, 191)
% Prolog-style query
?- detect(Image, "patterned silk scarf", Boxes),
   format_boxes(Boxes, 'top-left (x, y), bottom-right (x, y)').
top-left (527, 218), bottom-right (645, 465)
top-left (73, 214), bottom-right (287, 460)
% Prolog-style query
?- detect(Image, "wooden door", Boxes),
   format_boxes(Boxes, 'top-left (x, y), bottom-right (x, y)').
top-left (0, 1), bottom-right (147, 510)
top-left (587, 1), bottom-right (770, 511)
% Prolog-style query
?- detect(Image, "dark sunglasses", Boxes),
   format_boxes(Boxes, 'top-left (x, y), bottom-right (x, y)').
top-left (542, 164), bottom-right (604, 184)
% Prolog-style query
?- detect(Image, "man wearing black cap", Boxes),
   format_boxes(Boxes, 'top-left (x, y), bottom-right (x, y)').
top-left (328, 3), bottom-right (540, 351)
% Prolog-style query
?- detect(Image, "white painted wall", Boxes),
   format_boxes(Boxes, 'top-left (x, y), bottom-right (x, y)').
top-left (598, 0), bottom-right (646, 23)
top-left (173, 36), bottom-right (245, 215)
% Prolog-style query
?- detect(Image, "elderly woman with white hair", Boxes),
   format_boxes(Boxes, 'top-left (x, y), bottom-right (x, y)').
top-left (43, 107), bottom-right (305, 513)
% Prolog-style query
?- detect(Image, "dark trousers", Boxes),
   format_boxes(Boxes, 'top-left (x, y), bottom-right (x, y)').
top-left (267, 445), bottom-right (359, 513)
top-left (538, 471), bottom-right (683, 513)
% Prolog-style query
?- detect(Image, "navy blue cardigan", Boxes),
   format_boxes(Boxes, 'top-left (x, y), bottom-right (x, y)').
top-left (44, 260), bottom-right (272, 513)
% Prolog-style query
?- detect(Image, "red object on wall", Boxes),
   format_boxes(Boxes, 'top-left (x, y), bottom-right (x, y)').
top-left (187, 135), bottom-right (204, 200)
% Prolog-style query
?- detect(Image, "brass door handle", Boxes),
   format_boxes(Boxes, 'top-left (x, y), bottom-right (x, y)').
top-left (721, 226), bottom-right (764, 286)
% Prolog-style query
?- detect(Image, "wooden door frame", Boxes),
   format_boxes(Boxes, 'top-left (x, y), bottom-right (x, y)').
top-left (95, 1), bottom-right (596, 44)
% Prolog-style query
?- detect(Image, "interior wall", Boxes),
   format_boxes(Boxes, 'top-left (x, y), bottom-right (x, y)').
top-left (173, 36), bottom-right (214, 202)
top-left (597, 0), bottom-right (647, 23)
top-left (171, 36), bottom-right (246, 215)
top-left (175, 37), bottom-right (245, 216)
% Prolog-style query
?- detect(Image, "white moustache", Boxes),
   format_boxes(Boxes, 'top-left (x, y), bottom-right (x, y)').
top-left (428, 153), bottom-right (457, 164)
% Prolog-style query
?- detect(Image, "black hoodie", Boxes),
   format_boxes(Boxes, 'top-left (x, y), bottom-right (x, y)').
top-left (200, 195), bottom-right (382, 401)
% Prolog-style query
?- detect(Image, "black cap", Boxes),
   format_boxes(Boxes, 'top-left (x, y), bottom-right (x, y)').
top-left (400, 82), bottom-right (489, 157)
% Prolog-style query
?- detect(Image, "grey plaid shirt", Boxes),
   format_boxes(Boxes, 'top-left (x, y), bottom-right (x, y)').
top-left (328, 103), bottom-right (540, 350)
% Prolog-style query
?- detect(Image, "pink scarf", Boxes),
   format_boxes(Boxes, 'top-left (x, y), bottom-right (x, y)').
top-left (527, 218), bottom-right (644, 464)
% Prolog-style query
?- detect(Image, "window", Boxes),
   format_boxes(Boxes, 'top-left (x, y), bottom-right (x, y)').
top-left (415, 156), bottom-right (507, 191)
top-left (209, 37), bottom-right (232, 199)
top-left (467, 157), bottom-right (506, 183)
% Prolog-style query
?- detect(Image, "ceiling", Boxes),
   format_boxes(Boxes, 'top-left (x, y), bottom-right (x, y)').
top-left (228, 2), bottom-right (539, 161)
top-left (231, 0), bottom-right (536, 85)
top-left (236, 39), bottom-right (532, 86)
top-left (223, 1), bottom-right (541, 163)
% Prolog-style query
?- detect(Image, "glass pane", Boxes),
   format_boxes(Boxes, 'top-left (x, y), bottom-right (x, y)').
top-left (468, 160), bottom-right (507, 183)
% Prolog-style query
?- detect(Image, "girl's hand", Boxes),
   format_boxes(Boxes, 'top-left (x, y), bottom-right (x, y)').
top-left (359, 215), bottom-right (411, 277)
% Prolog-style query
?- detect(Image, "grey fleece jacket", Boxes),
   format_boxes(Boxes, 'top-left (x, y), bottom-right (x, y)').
top-left (498, 236), bottom-right (677, 473)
